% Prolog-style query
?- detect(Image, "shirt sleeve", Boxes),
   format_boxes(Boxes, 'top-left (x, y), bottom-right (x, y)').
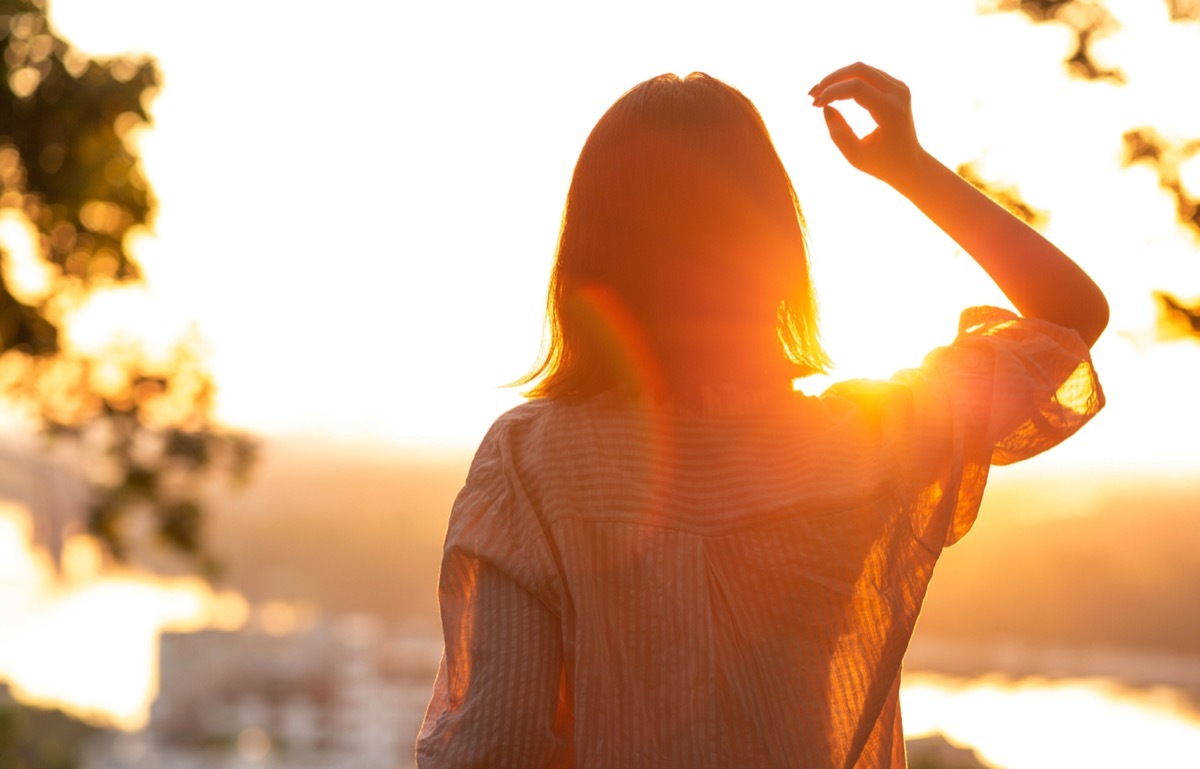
top-left (415, 483), bottom-right (572, 769)
top-left (829, 306), bottom-right (1104, 550)
top-left (926, 306), bottom-right (1104, 464)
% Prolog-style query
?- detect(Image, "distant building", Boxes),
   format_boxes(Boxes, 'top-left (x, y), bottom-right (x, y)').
top-left (88, 612), bottom-right (441, 769)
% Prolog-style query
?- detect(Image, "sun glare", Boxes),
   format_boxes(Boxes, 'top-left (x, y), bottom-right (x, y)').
top-left (36, 0), bottom-right (1200, 468)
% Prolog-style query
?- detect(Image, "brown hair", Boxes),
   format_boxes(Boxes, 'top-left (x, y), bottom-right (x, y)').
top-left (520, 72), bottom-right (829, 398)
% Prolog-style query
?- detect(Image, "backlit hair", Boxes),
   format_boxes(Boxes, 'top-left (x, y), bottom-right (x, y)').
top-left (520, 72), bottom-right (829, 398)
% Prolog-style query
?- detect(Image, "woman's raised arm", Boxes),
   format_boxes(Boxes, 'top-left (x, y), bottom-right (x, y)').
top-left (809, 62), bottom-right (1109, 348)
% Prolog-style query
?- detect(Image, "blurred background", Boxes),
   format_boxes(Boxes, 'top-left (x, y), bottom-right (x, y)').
top-left (0, 0), bottom-right (1198, 767)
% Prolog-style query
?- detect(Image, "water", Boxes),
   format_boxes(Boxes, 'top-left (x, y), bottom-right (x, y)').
top-left (900, 672), bottom-right (1200, 769)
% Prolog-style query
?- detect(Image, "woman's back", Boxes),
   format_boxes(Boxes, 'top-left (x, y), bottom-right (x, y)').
top-left (416, 62), bottom-right (1108, 768)
top-left (418, 308), bottom-right (1101, 768)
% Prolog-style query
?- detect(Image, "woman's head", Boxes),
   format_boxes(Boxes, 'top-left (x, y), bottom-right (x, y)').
top-left (523, 72), bottom-right (829, 398)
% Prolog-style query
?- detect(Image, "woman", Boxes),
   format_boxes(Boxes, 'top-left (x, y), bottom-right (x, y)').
top-left (416, 63), bottom-right (1107, 768)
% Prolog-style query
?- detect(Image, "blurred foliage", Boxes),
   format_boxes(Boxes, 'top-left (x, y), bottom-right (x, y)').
top-left (956, 163), bottom-right (1049, 229)
top-left (1121, 127), bottom-right (1200, 238)
top-left (982, 0), bottom-right (1200, 342)
top-left (978, 0), bottom-right (1124, 82)
top-left (1165, 0), bottom-right (1200, 20)
top-left (0, 0), bottom-right (254, 575)
top-left (0, 690), bottom-right (101, 769)
top-left (1121, 127), bottom-right (1200, 341)
top-left (1153, 291), bottom-right (1200, 341)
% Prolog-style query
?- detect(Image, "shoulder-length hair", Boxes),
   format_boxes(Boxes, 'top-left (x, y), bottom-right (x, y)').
top-left (519, 72), bottom-right (829, 399)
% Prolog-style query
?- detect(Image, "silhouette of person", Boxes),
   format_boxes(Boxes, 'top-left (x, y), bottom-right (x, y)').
top-left (416, 62), bottom-right (1107, 768)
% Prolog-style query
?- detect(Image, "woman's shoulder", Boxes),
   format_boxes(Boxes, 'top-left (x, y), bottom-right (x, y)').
top-left (482, 396), bottom-right (597, 444)
top-left (465, 397), bottom-right (604, 486)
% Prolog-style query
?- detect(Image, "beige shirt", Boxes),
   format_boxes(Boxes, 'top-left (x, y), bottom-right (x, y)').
top-left (416, 307), bottom-right (1103, 768)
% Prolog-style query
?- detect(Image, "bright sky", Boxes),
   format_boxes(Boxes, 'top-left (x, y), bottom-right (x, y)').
top-left (43, 0), bottom-right (1200, 475)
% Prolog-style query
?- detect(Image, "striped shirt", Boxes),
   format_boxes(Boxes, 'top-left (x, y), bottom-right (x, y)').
top-left (416, 306), bottom-right (1103, 768)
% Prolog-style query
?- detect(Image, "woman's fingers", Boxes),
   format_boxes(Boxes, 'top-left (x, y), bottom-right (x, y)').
top-left (810, 78), bottom-right (889, 120)
top-left (810, 62), bottom-right (921, 185)
top-left (809, 63), bottom-right (910, 125)
top-left (808, 61), bottom-right (900, 101)
top-left (822, 106), bottom-right (864, 165)
top-left (811, 76), bottom-right (912, 145)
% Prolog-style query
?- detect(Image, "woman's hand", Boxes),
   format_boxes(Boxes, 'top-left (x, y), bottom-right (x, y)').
top-left (809, 62), bottom-right (926, 189)
top-left (809, 63), bottom-right (1109, 347)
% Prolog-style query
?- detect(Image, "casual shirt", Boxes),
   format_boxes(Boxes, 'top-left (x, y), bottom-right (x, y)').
top-left (416, 306), bottom-right (1104, 768)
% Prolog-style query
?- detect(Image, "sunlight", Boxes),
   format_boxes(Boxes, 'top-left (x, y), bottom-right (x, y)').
top-left (1180, 154), bottom-right (1200, 200)
top-left (59, 282), bottom-right (191, 360)
top-left (40, 0), bottom-right (1194, 471)
top-left (0, 209), bottom-right (53, 303)
top-left (0, 7), bottom-right (1182, 769)
top-left (1, 5), bottom-right (1192, 769)
top-left (829, 99), bottom-right (878, 141)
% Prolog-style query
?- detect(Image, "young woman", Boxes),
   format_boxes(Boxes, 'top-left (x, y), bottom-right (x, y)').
top-left (416, 62), bottom-right (1107, 768)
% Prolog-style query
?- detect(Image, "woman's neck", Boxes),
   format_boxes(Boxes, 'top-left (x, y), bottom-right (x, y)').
top-left (650, 316), bottom-right (795, 394)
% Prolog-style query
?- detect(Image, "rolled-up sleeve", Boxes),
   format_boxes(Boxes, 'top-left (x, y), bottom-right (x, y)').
top-left (830, 307), bottom-right (1104, 550)
top-left (933, 306), bottom-right (1104, 464)
top-left (904, 307), bottom-right (1103, 546)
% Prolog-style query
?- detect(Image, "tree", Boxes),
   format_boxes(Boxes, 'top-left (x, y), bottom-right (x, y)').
top-left (981, 0), bottom-right (1126, 81)
top-left (0, 0), bottom-right (253, 574)
top-left (978, 0), bottom-right (1200, 338)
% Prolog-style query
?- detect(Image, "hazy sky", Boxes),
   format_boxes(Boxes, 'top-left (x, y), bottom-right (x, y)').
top-left (43, 0), bottom-right (1200, 474)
